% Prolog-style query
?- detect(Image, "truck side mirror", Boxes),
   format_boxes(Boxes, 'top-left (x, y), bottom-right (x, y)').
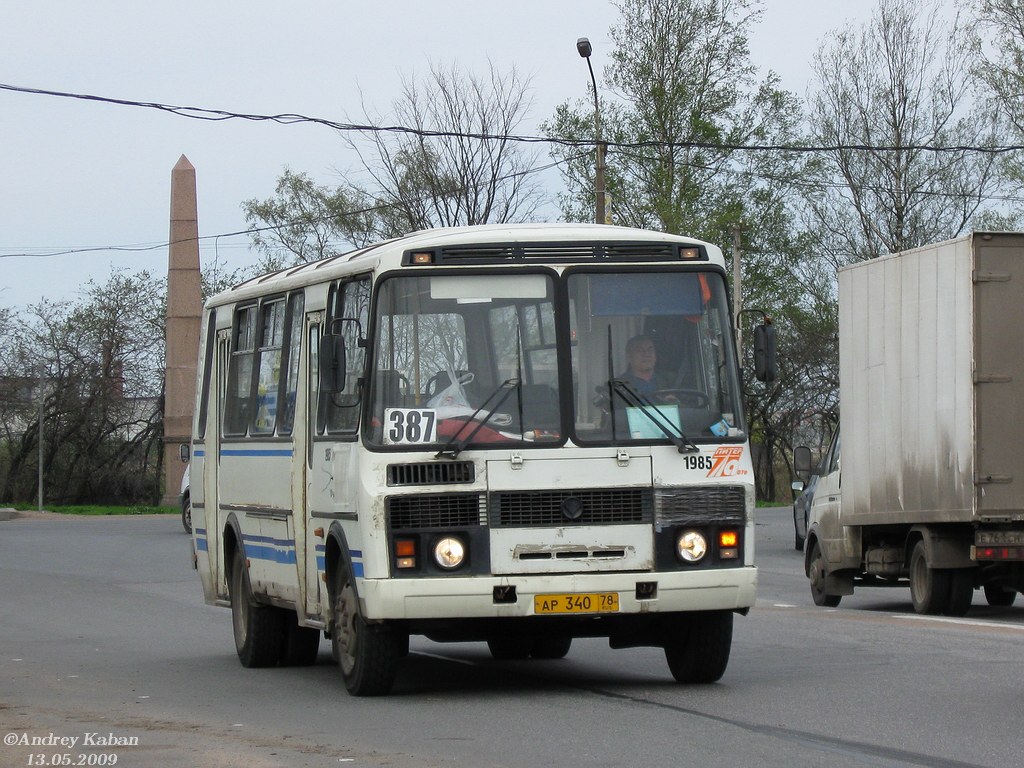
top-left (753, 322), bottom-right (777, 382)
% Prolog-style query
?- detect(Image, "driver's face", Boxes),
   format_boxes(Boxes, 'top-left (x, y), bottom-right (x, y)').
top-left (629, 341), bottom-right (656, 374)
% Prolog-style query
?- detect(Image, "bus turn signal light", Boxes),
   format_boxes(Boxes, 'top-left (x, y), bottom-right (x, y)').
top-left (395, 538), bottom-right (417, 569)
top-left (719, 530), bottom-right (739, 559)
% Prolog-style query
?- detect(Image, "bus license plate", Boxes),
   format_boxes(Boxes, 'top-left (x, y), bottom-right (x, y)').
top-left (534, 592), bottom-right (619, 614)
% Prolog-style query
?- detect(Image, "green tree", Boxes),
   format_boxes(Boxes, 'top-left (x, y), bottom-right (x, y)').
top-left (546, 0), bottom-right (815, 499)
top-left (973, 0), bottom-right (1024, 217)
top-left (804, 0), bottom-right (1005, 266)
top-left (1, 270), bottom-right (166, 505)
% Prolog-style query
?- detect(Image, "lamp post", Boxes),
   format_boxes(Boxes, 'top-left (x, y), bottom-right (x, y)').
top-left (577, 37), bottom-right (607, 225)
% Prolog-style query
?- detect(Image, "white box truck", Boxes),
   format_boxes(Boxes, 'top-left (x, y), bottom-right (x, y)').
top-left (799, 232), bottom-right (1024, 614)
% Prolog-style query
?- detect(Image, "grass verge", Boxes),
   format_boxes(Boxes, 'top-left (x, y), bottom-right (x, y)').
top-left (2, 503), bottom-right (177, 516)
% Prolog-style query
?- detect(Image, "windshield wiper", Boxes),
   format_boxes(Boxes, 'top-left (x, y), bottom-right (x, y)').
top-left (609, 378), bottom-right (700, 454)
top-left (435, 378), bottom-right (521, 460)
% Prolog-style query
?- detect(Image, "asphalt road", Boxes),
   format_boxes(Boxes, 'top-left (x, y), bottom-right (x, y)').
top-left (1, 507), bottom-right (1022, 768)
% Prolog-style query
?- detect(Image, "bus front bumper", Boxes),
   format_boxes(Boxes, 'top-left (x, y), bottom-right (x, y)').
top-left (359, 566), bottom-right (756, 621)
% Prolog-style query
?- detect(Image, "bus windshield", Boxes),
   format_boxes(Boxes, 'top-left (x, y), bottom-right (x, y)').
top-left (568, 269), bottom-right (744, 444)
top-left (365, 268), bottom-right (743, 449)
top-left (367, 271), bottom-right (560, 448)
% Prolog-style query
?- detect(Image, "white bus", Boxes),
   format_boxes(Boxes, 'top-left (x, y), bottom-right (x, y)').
top-left (188, 223), bottom-right (775, 695)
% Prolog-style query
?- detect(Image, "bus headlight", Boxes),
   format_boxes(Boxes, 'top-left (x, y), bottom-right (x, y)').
top-left (676, 530), bottom-right (708, 563)
top-left (433, 536), bottom-right (466, 570)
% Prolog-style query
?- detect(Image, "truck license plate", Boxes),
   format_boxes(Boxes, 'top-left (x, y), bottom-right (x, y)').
top-left (534, 592), bottom-right (619, 614)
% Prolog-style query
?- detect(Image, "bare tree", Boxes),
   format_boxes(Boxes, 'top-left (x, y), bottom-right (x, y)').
top-left (805, 0), bottom-right (1005, 265)
top-left (244, 61), bottom-right (545, 267)
top-left (349, 61), bottom-right (544, 233)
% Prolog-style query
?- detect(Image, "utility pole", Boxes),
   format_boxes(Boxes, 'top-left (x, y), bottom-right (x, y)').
top-left (577, 37), bottom-right (607, 225)
top-left (37, 373), bottom-right (43, 511)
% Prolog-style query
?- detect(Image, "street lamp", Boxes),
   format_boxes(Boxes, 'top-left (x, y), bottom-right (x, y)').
top-left (577, 37), bottom-right (607, 225)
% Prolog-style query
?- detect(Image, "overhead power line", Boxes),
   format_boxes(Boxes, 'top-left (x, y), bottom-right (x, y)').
top-left (3, 81), bottom-right (1023, 156)
top-left (0, 154), bottom-right (580, 260)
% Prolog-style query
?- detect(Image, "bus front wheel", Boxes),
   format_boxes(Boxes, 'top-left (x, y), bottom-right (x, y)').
top-left (664, 611), bottom-right (732, 684)
top-left (331, 560), bottom-right (401, 696)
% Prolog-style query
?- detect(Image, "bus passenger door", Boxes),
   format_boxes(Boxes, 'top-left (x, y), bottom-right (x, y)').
top-left (300, 313), bottom-right (324, 617)
top-left (208, 328), bottom-right (231, 598)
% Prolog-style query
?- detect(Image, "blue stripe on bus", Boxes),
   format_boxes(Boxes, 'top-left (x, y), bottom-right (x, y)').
top-left (193, 449), bottom-right (205, 457)
top-left (220, 448), bottom-right (293, 457)
top-left (202, 533), bottom-right (360, 573)
top-left (246, 544), bottom-right (297, 564)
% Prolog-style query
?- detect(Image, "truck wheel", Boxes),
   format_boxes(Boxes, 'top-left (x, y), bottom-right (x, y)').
top-left (665, 611), bottom-right (733, 684)
top-left (331, 560), bottom-right (401, 696)
top-left (909, 540), bottom-right (950, 615)
top-left (229, 549), bottom-right (285, 667)
top-left (945, 570), bottom-right (973, 617)
top-left (531, 637), bottom-right (572, 659)
top-left (808, 542), bottom-right (841, 607)
top-left (984, 583), bottom-right (1017, 607)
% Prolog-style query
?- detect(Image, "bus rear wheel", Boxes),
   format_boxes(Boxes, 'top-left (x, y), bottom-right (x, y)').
top-left (280, 616), bottom-right (322, 666)
top-left (331, 561), bottom-right (401, 696)
top-left (487, 637), bottom-right (532, 660)
top-left (664, 611), bottom-right (733, 684)
top-left (531, 637), bottom-right (572, 660)
top-left (229, 549), bottom-right (285, 667)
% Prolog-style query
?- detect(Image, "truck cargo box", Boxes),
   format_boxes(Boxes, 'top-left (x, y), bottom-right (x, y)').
top-left (838, 232), bottom-right (1024, 526)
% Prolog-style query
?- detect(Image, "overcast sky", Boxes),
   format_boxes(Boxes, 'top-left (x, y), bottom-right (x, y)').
top-left (1, 1), bottom-right (924, 310)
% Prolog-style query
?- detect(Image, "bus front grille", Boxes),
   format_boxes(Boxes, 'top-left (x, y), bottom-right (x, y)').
top-left (655, 486), bottom-right (746, 525)
top-left (387, 461), bottom-right (475, 486)
top-left (488, 488), bottom-right (654, 527)
top-left (387, 492), bottom-right (486, 529)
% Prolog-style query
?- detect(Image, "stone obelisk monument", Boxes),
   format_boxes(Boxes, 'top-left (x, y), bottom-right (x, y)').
top-left (162, 155), bottom-right (202, 506)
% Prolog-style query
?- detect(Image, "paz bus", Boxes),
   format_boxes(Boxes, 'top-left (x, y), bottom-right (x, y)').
top-left (187, 223), bottom-right (775, 695)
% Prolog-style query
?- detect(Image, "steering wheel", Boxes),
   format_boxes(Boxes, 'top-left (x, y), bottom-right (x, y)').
top-left (651, 389), bottom-right (710, 408)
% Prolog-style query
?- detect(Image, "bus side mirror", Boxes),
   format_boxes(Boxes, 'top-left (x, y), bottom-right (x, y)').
top-left (179, 443), bottom-right (190, 463)
top-left (794, 445), bottom-right (812, 482)
top-left (753, 323), bottom-right (777, 382)
top-left (319, 332), bottom-right (347, 394)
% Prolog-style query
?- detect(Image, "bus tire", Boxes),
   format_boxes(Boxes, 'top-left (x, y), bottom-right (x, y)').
top-left (331, 559), bottom-right (400, 696)
top-left (530, 637), bottom-right (572, 659)
top-left (280, 614), bottom-right (322, 667)
top-left (487, 637), bottom-right (532, 660)
top-left (664, 611), bottom-right (732, 684)
top-left (909, 540), bottom-right (950, 615)
top-left (229, 549), bottom-right (285, 668)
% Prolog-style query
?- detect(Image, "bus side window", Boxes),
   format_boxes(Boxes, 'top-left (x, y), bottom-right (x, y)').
top-left (325, 277), bottom-right (371, 433)
top-left (278, 293), bottom-right (305, 435)
top-left (252, 298), bottom-right (286, 435)
top-left (196, 312), bottom-right (217, 439)
top-left (224, 305), bottom-right (256, 436)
